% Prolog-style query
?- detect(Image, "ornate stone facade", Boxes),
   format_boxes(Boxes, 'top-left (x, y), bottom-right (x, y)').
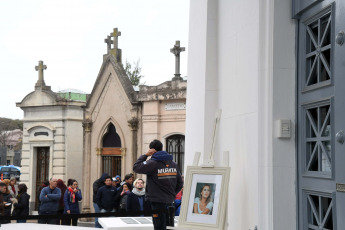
top-left (82, 29), bottom-right (187, 213)
top-left (16, 61), bottom-right (86, 213)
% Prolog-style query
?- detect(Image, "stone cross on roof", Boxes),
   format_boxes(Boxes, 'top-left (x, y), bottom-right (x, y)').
top-left (104, 35), bottom-right (112, 53)
top-left (107, 28), bottom-right (122, 63)
top-left (35, 60), bottom-right (47, 89)
top-left (111, 28), bottom-right (121, 50)
top-left (170, 41), bottom-right (185, 80)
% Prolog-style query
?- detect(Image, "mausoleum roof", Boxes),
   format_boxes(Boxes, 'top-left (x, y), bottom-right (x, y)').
top-left (58, 89), bottom-right (87, 94)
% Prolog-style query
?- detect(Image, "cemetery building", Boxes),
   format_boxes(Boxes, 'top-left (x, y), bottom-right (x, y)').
top-left (16, 63), bottom-right (86, 212)
top-left (186, 0), bottom-right (342, 229)
top-left (15, 29), bottom-right (187, 215)
top-left (81, 29), bottom-right (186, 214)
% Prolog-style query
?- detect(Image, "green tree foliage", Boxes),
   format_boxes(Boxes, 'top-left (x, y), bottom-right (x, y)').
top-left (0, 118), bottom-right (23, 130)
top-left (125, 59), bottom-right (145, 86)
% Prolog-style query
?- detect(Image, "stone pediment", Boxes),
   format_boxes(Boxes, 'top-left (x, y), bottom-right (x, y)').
top-left (16, 89), bottom-right (66, 107)
top-left (86, 54), bottom-right (138, 111)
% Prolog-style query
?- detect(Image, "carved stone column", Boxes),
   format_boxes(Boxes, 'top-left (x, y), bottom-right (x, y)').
top-left (81, 118), bottom-right (92, 217)
top-left (128, 117), bottom-right (139, 174)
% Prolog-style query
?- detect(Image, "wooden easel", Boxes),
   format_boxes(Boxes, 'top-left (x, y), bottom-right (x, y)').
top-left (193, 109), bottom-right (229, 167)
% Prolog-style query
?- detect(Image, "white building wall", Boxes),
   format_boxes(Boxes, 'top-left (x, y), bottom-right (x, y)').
top-left (186, 0), bottom-right (297, 229)
top-left (271, 0), bottom-right (296, 229)
top-left (20, 104), bottom-right (84, 213)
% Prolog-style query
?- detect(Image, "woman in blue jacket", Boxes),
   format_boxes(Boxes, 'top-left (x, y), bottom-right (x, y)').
top-left (63, 179), bottom-right (82, 226)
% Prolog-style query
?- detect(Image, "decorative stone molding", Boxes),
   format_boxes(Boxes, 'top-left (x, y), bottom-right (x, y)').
top-left (82, 119), bottom-right (93, 132)
top-left (120, 148), bottom-right (126, 156)
top-left (128, 117), bottom-right (139, 131)
top-left (91, 75), bottom-right (112, 122)
top-left (96, 148), bottom-right (102, 155)
top-left (142, 114), bottom-right (186, 121)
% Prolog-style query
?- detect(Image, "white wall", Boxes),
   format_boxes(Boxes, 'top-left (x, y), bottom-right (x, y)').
top-left (186, 0), bottom-right (296, 229)
top-left (186, 0), bottom-right (259, 229)
top-left (271, 0), bottom-right (296, 229)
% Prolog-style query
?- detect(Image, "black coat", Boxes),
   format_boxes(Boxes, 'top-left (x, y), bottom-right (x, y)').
top-left (133, 153), bottom-right (183, 203)
top-left (3, 193), bottom-right (12, 217)
top-left (126, 192), bottom-right (151, 213)
top-left (12, 192), bottom-right (30, 217)
top-left (0, 193), bottom-right (11, 224)
top-left (96, 185), bottom-right (117, 211)
top-left (93, 173), bottom-right (108, 203)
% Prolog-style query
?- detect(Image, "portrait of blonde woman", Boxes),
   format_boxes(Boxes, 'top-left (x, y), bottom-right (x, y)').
top-left (193, 183), bottom-right (215, 215)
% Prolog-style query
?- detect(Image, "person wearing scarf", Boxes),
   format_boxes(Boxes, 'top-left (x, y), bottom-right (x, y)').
top-left (8, 177), bottom-right (18, 198)
top-left (63, 179), bottom-right (82, 226)
top-left (126, 179), bottom-right (151, 216)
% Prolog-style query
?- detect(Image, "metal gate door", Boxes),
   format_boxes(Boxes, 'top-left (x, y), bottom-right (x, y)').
top-left (35, 147), bottom-right (49, 210)
top-left (296, 0), bottom-right (345, 228)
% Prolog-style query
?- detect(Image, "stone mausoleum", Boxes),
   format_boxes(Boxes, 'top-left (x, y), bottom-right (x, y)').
top-left (81, 28), bottom-right (186, 214)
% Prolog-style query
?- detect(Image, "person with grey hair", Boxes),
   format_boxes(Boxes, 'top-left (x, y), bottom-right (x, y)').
top-left (38, 177), bottom-right (61, 224)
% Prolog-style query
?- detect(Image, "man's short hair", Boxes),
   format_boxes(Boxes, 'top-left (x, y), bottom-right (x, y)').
top-left (18, 183), bottom-right (28, 193)
top-left (0, 182), bottom-right (6, 187)
top-left (104, 176), bottom-right (112, 181)
top-left (149, 139), bottom-right (163, 151)
top-left (124, 174), bottom-right (132, 181)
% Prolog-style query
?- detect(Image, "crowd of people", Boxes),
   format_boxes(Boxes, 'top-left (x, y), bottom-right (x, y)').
top-left (92, 173), bottom-right (152, 228)
top-left (0, 177), bottom-right (82, 226)
top-left (0, 139), bottom-right (184, 230)
top-left (0, 177), bottom-right (30, 224)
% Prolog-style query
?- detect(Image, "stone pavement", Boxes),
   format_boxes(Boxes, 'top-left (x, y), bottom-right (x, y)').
top-left (1, 223), bottom-right (95, 229)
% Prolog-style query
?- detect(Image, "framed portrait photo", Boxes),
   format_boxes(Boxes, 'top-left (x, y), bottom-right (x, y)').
top-left (178, 166), bottom-right (231, 230)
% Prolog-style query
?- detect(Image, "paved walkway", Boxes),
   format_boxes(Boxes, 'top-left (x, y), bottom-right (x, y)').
top-left (1, 223), bottom-right (95, 229)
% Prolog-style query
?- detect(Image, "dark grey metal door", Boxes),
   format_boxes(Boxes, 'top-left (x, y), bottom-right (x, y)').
top-left (35, 147), bottom-right (49, 211)
top-left (297, 0), bottom-right (345, 229)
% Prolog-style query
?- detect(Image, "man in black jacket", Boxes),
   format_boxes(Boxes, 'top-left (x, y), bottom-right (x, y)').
top-left (92, 173), bottom-right (109, 228)
top-left (96, 176), bottom-right (117, 213)
top-left (126, 178), bottom-right (151, 215)
top-left (133, 139), bottom-right (183, 230)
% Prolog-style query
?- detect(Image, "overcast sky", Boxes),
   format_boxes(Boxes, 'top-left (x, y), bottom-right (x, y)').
top-left (0, 0), bottom-right (189, 119)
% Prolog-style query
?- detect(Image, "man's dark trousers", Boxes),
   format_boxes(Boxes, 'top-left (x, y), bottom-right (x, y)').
top-left (151, 202), bottom-right (171, 230)
top-left (38, 211), bottom-right (57, 224)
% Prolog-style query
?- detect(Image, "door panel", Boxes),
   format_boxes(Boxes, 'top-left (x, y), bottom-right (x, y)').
top-left (35, 147), bottom-right (49, 211)
top-left (297, 0), bottom-right (345, 228)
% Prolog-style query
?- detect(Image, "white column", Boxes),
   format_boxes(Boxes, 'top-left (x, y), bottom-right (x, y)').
top-left (185, 0), bottom-right (219, 168)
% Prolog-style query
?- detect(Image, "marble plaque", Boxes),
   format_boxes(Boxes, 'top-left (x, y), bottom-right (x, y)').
top-left (165, 103), bottom-right (186, 111)
top-left (336, 183), bottom-right (345, 192)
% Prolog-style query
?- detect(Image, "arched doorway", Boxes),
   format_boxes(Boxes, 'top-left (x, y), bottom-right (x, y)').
top-left (166, 134), bottom-right (185, 174)
top-left (101, 123), bottom-right (121, 177)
